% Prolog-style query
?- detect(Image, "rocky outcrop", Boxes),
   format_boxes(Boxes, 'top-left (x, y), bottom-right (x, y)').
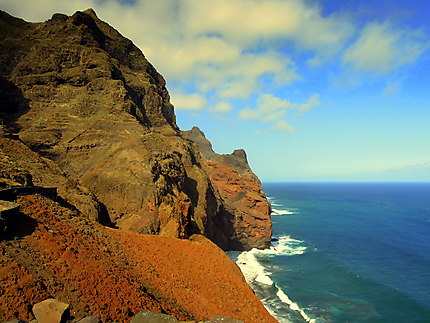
top-left (183, 127), bottom-right (272, 250)
top-left (0, 9), bottom-right (271, 250)
top-left (183, 127), bottom-right (260, 183)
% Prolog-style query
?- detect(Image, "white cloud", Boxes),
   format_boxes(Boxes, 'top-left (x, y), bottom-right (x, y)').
top-left (343, 22), bottom-right (429, 74)
top-left (258, 94), bottom-right (296, 111)
top-left (298, 94), bottom-right (321, 112)
top-left (171, 93), bottom-right (206, 110)
top-left (382, 82), bottom-right (401, 96)
top-left (239, 93), bottom-right (320, 133)
top-left (212, 101), bottom-right (232, 113)
top-left (239, 93), bottom-right (321, 121)
top-left (191, 51), bottom-right (298, 99)
top-left (183, 0), bottom-right (353, 54)
top-left (271, 120), bottom-right (296, 133)
top-left (254, 129), bottom-right (266, 137)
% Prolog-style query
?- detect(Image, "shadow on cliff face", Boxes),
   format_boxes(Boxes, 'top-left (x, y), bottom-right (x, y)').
top-left (0, 76), bottom-right (30, 132)
top-left (97, 200), bottom-right (115, 227)
top-left (1, 211), bottom-right (37, 241)
top-left (183, 177), bottom-right (199, 208)
top-left (182, 177), bottom-right (201, 235)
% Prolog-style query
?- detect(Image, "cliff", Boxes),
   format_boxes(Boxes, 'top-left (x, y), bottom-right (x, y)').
top-left (183, 127), bottom-right (271, 250)
top-left (0, 8), bottom-right (275, 322)
top-left (0, 9), bottom-right (271, 251)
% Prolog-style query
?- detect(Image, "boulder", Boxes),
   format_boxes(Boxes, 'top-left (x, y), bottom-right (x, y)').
top-left (131, 310), bottom-right (179, 323)
top-left (204, 317), bottom-right (243, 323)
top-left (32, 298), bottom-right (69, 323)
top-left (77, 316), bottom-right (100, 323)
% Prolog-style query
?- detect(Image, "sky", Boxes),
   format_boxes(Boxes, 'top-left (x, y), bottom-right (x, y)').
top-left (1, 0), bottom-right (430, 182)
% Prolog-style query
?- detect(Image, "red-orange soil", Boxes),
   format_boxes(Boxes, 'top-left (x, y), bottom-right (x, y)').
top-left (0, 195), bottom-right (276, 323)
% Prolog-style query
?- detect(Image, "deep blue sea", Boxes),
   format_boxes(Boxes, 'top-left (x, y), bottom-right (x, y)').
top-left (228, 182), bottom-right (430, 322)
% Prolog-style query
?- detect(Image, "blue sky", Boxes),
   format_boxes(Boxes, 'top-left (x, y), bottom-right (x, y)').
top-left (2, 0), bottom-right (430, 181)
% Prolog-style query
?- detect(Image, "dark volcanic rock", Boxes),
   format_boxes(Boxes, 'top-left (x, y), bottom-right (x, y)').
top-left (0, 9), bottom-right (271, 250)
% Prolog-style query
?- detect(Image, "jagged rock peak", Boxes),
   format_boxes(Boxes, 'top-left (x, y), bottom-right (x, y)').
top-left (183, 126), bottom-right (217, 160)
top-left (189, 126), bottom-right (206, 137)
top-left (83, 8), bottom-right (98, 17)
top-left (183, 126), bottom-right (260, 184)
top-left (232, 149), bottom-right (247, 162)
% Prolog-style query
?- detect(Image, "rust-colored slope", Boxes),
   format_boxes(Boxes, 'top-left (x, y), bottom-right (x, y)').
top-left (0, 195), bottom-right (275, 322)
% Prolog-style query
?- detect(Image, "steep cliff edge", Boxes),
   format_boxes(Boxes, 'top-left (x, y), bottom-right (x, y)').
top-left (183, 127), bottom-right (272, 250)
top-left (0, 9), bottom-right (271, 250)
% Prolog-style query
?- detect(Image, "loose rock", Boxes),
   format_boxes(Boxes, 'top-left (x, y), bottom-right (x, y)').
top-left (32, 298), bottom-right (69, 323)
top-left (77, 316), bottom-right (100, 323)
top-left (204, 317), bottom-right (244, 323)
top-left (131, 310), bottom-right (179, 323)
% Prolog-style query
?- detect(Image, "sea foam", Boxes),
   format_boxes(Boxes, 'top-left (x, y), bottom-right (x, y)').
top-left (228, 236), bottom-right (315, 323)
top-left (271, 208), bottom-right (297, 215)
top-left (268, 196), bottom-right (298, 216)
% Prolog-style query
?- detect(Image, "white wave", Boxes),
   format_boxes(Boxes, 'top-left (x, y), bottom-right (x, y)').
top-left (276, 287), bottom-right (316, 323)
top-left (260, 236), bottom-right (307, 256)
top-left (271, 208), bottom-right (297, 215)
top-left (266, 196), bottom-right (299, 215)
top-left (228, 236), bottom-right (315, 322)
top-left (236, 249), bottom-right (274, 286)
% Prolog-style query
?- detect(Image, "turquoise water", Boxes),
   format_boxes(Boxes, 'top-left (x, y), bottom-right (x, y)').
top-left (230, 182), bottom-right (430, 322)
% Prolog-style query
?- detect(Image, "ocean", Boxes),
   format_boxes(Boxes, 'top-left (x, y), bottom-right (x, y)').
top-left (228, 182), bottom-right (430, 322)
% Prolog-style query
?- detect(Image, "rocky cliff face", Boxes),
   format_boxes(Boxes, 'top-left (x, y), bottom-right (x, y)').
top-left (183, 127), bottom-right (272, 250)
top-left (0, 9), bottom-right (271, 250)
